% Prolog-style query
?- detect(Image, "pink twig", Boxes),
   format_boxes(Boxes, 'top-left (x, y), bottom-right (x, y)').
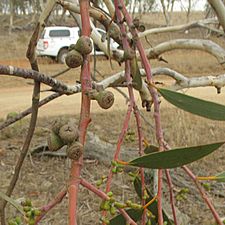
top-left (165, 170), bottom-right (178, 225)
top-left (68, 1), bottom-right (92, 225)
top-left (80, 179), bottom-right (138, 225)
top-left (119, 1), bottom-right (164, 224)
top-left (183, 166), bottom-right (223, 225)
top-left (80, 179), bottom-right (109, 200)
top-left (35, 189), bottom-right (67, 224)
top-left (163, 140), bottom-right (222, 224)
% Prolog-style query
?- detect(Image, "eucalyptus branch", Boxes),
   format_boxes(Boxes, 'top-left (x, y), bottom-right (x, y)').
top-left (144, 39), bottom-right (225, 68)
top-left (119, 1), bottom-right (165, 223)
top-left (0, 65), bottom-right (81, 94)
top-left (183, 166), bottom-right (223, 225)
top-left (0, 93), bottom-right (62, 131)
top-left (102, 0), bottom-right (115, 16)
top-left (165, 170), bottom-right (178, 225)
top-left (151, 68), bottom-right (225, 91)
top-left (103, 67), bottom-right (225, 92)
top-left (80, 179), bottom-right (138, 225)
top-left (57, 0), bottom-right (121, 43)
top-left (35, 188), bottom-right (67, 224)
top-left (0, 2), bottom-right (56, 224)
top-left (138, 19), bottom-right (222, 38)
top-left (0, 82), bottom-right (40, 225)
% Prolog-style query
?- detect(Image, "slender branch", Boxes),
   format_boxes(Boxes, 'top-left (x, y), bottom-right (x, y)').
top-left (0, 93), bottom-right (62, 131)
top-left (208, 0), bottom-right (225, 32)
top-left (102, 0), bottom-right (115, 16)
top-left (138, 19), bottom-right (222, 38)
top-left (0, 2), bottom-right (56, 224)
top-left (119, 1), bottom-right (165, 224)
top-left (0, 82), bottom-right (40, 225)
top-left (35, 188), bottom-right (67, 224)
top-left (100, 67), bottom-right (225, 92)
top-left (57, 0), bottom-right (121, 44)
top-left (183, 166), bottom-right (223, 225)
top-left (0, 65), bottom-right (81, 94)
top-left (51, 68), bottom-right (71, 78)
top-left (144, 39), bottom-right (225, 67)
top-left (163, 141), bottom-right (223, 225)
top-left (80, 179), bottom-right (137, 225)
top-left (165, 170), bottom-right (178, 225)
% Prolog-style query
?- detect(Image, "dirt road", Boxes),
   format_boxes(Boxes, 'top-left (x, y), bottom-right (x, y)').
top-left (1, 84), bottom-right (225, 119)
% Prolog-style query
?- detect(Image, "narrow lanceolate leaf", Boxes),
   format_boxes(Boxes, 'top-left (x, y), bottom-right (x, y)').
top-left (133, 177), bottom-right (173, 225)
top-left (109, 208), bottom-right (143, 225)
top-left (215, 171), bottom-right (225, 182)
top-left (158, 88), bottom-right (225, 121)
top-left (0, 191), bottom-right (24, 215)
top-left (129, 142), bottom-right (224, 169)
top-left (131, 57), bottom-right (142, 90)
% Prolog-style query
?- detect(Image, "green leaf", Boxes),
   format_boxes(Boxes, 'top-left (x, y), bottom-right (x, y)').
top-left (131, 57), bottom-right (142, 90)
top-left (133, 177), bottom-right (173, 225)
top-left (129, 142), bottom-right (224, 169)
top-left (158, 88), bottom-right (225, 121)
top-left (0, 191), bottom-right (24, 215)
top-left (215, 171), bottom-right (225, 182)
top-left (144, 145), bottom-right (159, 154)
top-left (109, 208), bottom-right (143, 225)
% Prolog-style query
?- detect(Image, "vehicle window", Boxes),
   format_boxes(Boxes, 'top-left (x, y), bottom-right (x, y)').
top-left (49, 30), bottom-right (70, 37)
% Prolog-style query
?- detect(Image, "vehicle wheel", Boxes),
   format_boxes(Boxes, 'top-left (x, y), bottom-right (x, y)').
top-left (57, 48), bottom-right (69, 64)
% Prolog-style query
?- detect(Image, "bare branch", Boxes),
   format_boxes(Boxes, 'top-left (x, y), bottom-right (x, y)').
top-left (144, 39), bottom-right (225, 68)
top-left (57, 0), bottom-right (121, 43)
top-left (0, 65), bottom-right (81, 94)
top-left (138, 19), bottom-right (223, 38)
top-left (208, 0), bottom-right (225, 32)
top-left (0, 93), bottom-right (62, 131)
top-left (151, 67), bottom-right (225, 91)
top-left (102, 0), bottom-right (115, 16)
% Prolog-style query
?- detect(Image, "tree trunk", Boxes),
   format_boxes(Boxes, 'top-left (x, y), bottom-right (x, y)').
top-left (9, 0), bottom-right (14, 34)
top-left (160, 0), bottom-right (171, 25)
top-left (186, 0), bottom-right (191, 22)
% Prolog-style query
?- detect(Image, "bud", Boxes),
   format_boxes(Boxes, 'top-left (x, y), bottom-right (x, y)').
top-left (47, 131), bottom-right (64, 151)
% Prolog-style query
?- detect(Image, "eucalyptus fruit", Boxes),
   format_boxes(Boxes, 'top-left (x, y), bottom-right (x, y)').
top-left (88, 90), bottom-right (114, 109)
top-left (59, 124), bottom-right (79, 144)
top-left (67, 141), bottom-right (83, 160)
top-left (75, 36), bottom-right (93, 55)
top-left (65, 49), bottom-right (83, 68)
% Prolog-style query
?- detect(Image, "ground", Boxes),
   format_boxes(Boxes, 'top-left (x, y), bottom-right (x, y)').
top-left (0, 11), bottom-right (225, 225)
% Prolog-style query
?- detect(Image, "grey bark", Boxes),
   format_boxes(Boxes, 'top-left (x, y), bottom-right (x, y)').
top-left (208, 0), bottom-right (225, 32)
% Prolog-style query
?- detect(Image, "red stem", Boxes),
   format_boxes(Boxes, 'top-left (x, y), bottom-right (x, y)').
top-left (68, 1), bottom-right (91, 225)
top-left (183, 166), bottom-right (223, 225)
top-left (119, 1), bottom-right (164, 224)
top-left (165, 170), bottom-right (178, 225)
top-left (35, 189), bottom-right (67, 224)
top-left (80, 179), bottom-right (138, 225)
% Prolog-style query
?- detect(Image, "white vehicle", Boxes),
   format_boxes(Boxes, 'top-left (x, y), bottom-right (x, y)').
top-left (36, 26), bottom-right (119, 63)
